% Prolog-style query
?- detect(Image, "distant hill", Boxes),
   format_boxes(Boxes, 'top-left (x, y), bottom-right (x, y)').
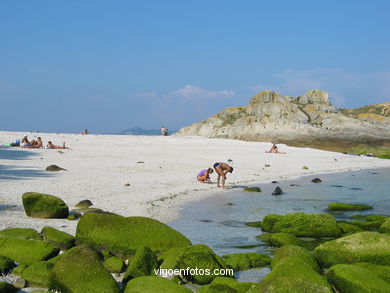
top-left (118, 127), bottom-right (176, 136)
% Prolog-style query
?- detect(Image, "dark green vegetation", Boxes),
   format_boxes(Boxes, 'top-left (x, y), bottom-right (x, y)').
top-left (0, 255), bottom-right (15, 274)
top-left (198, 277), bottom-right (256, 293)
top-left (222, 253), bottom-right (271, 271)
top-left (0, 228), bottom-right (42, 240)
top-left (41, 226), bottom-right (75, 250)
top-left (124, 276), bottom-right (191, 293)
top-left (22, 192), bottom-right (69, 218)
top-left (328, 202), bottom-right (373, 211)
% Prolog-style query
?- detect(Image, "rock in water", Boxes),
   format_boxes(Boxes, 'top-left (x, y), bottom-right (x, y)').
top-left (45, 165), bottom-right (67, 171)
top-left (328, 202), bottom-right (373, 211)
top-left (311, 178), bottom-right (322, 183)
top-left (222, 253), bottom-right (271, 271)
top-left (243, 187), bottom-right (261, 192)
top-left (272, 186), bottom-right (283, 195)
top-left (22, 192), bottom-right (69, 219)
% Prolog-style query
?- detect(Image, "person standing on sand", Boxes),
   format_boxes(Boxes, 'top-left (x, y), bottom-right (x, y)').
top-left (197, 168), bottom-right (214, 183)
top-left (213, 163), bottom-right (233, 189)
top-left (161, 126), bottom-right (168, 136)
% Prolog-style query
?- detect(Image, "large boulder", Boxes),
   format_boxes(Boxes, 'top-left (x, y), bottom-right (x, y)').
top-left (123, 247), bottom-right (158, 283)
top-left (0, 237), bottom-right (59, 264)
top-left (221, 253), bottom-right (271, 271)
top-left (76, 213), bottom-right (191, 256)
top-left (271, 245), bottom-right (320, 273)
top-left (159, 244), bottom-right (230, 285)
top-left (355, 262), bottom-right (390, 283)
top-left (41, 226), bottom-right (75, 250)
top-left (326, 264), bottom-right (390, 292)
top-left (314, 232), bottom-right (390, 267)
top-left (264, 213), bottom-right (341, 237)
top-left (51, 246), bottom-right (119, 293)
top-left (21, 261), bottom-right (53, 288)
top-left (124, 276), bottom-right (191, 293)
top-left (198, 277), bottom-right (256, 293)
top-left (22, 192), bottom-right (69, 219)
top-left (248, 257), bottom-right (332, 293)
top-left (0, 228), bottom-right (42, 240)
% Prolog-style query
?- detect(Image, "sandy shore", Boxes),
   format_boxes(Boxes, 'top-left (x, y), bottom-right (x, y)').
top-left (1, 131), bottom-right (390, 236)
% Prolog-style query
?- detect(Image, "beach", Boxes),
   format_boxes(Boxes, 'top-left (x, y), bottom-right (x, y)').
top-left (1, 131), bottom-right (390, 236)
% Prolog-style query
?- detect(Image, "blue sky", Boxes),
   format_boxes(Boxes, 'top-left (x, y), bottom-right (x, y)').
top-left (1, 0), bottom-right (389, 133)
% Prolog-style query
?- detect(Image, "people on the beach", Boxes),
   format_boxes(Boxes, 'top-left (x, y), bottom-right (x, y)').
top-left (213, 162), bottom-right (233, 189)
top-left (197, 168), bottom-right (214, 183)
top-left (266, 144), bottom-right (286, 154)
top-left (22, 137), bottom-right (43, 148)
top-left (20, 135), bottom-right (32, 147)
top-left (161, 126), bottom-right (168, 136)
top-left (47, 141), bottom-right (68, 149)
top-left (81, 129), bottom-right (89, 135)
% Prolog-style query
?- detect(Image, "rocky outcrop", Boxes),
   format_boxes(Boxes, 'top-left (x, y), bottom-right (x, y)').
top-left (176, 90), bottom-right (390, 142)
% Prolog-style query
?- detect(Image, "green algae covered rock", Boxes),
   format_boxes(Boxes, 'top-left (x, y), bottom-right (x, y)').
top-left (221, 253), bottom-right (271, 271)
top-left (337, 222), bottom-right (364, 235)
top-left (244, 221), bottom-right (262, 228)
top-left (271, 213), bottom-right (341, 237)
top-left (21, 261), bottom-right (53, 288)
top-left (257, 232), bottom-right (305, 247)
top-left (0, 228), bottom-right (42, 240)
top-left (0, 282), bottom-right (18, 293)
top-left (380, 218), bottom-right (390, 233)
top-left (355, 262), bottom-right (390, 283)
top-left (326, 264), bottom-right (390, 292)
top-left (243, 187), bottom-right (261, 192)
top-left (0, 255), bottom-right (15, 274)
top-left (351, 214), bottom-right (388, 222)
top-left (248, 257), bottom-right (332, 293)
top-left (0, 237), bottom-right (59, 264)
top-left (198, 277), bottom-right (256, 293)
top-left (12, 263), bottom-right (28, 276)
top-left (76, 213), bottom-right (191, 256)
top-left (159, 244), bottom-right (230, 285)
top-left (51, 246), bottom-right (119, 293)
top-left (124, 276), bottom-right (191, 293)
top-left (41, 226), bottom-right (75, 250)
top-left (260, 214), bottom-right (284, 232)
top-left (351, 220), bottom-right (384, 231)
top-left (103, 256), bottom-right (124, 273)
top-left (271, 245), bottom-right (320, 273)
top-left (328, 202), bottom-right (373, 211)
top-left (123, 247), bottom-right (158, 283)
top-left (22, 192), bottom-right (69, 219)
top-left (314, 232), bottom-right (390, 268)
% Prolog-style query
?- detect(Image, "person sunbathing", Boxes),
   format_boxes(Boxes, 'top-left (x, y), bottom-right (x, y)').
top-left (22, 137), bottom-right (43, 148)
top-left (197, 168), bottom-right (214, 183)
top-left (47, 141), bottom-right (68, 149)
top-left (266, 144), bottom-right (286, 154)
top-left (20, 135), bottom-right (32, 147)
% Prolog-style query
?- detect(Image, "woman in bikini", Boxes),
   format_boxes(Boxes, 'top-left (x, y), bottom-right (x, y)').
top-left (213, 162), bottom-right (233, 189)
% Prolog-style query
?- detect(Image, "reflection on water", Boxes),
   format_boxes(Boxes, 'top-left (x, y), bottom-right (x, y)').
top-left (170, 168), bottom-right (390, 282)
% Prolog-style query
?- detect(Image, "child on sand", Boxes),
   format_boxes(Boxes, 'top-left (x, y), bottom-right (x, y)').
top-left (197, 168), bottom-right (214, 183)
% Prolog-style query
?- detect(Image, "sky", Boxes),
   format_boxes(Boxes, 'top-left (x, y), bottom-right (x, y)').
top-left (1, 0), bottom-right (390, 133)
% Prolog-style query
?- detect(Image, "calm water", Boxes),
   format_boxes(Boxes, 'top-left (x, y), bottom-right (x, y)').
top-left (170, 168), bottom-right (390, 282)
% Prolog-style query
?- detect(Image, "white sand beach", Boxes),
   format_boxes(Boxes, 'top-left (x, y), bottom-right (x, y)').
top-left (1, 131), bottom-right (390, 236)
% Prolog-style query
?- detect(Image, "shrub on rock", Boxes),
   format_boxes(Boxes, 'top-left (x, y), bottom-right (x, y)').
top-left (326, 264), bottom-right (390, 292)
top-left (76, 213), bottom-right (191, 256)
top-left (0, 237), bottom-right (59, 264)
top-left (0, 228), bottom-right (42, 240)
top-left (0, 255), bottom-right (15, 274)
top-left (41, 226), bottom-right (75, 250)
top-left (123, 247), bottom-right (158, 283)
top-left (222, 253), bottom-right (271, 271)
top-left (22, 192), bottom-right (69, 219)
top-left (21, 261), bottom-right (53, 288)
top-left (328, 202), bottom-right (373, 211)
top-left (314, 232), bottom-right (390, 267)
top-left (124, 276), bottom-right (191, 293)
top-left (271, 245), bottom-right (320, 273)
top-left (51, 246), bottom-right (119, 293)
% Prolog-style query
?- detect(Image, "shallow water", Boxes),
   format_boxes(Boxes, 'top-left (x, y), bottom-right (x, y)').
top-left (170, 167), bottom-right (390, 282)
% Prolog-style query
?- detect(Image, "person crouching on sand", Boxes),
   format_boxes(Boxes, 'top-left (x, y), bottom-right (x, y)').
top-left (213, 162), bottom-right (233, 189)
top-left (197, 168), bottom-right (214, 183)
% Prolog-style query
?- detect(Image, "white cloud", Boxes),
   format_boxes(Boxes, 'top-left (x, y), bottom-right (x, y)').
top-left (170, 85), bottom-right (234, 100)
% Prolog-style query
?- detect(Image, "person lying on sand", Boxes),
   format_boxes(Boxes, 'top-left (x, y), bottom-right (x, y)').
top-left (197, 168), bottom-right (214, 183)
top-left (47, 141), bottom-right (68, 149)
top-left (213, 162), bottom-right (233, 189)
top-left (266, 144), bottom-right (286, 154)
top-left (22, 137), bottom-right (43, 148)
top-left (20, 135), bottom-right (32, 147)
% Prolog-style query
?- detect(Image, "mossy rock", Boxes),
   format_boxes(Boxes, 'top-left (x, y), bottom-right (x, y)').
top-left (350, 220), bottom-right (384, 231)
top-left (51, 246), bottom-right (119, 293)
top-left (351, 214), bottom-right (388, 221)
top-left (159, 244), bottom-right (230, 285)
top-left (314, 232), bottom-right (390, 268)
top-left (124, 276), bottom-right (191, 293)
top-left (0, 228), bottom-right (42, 240)
top-left (76, 213), bottom-right (191, 256)
top-left (244, 221), bottom-right (262, 228)
top-left (103, 256), bottom-right (124, 273)
top-left (198, 277), bottom-right (256, 293)
top-left (67, 211), bottom-right (82, 221)
top-left (248, 257), bottom-right (332, 293)
top-left (337, 222), bottom-right (364, 235)
top-left (380, 218), bottom-right (390, 233)
top-left (21, 261), bottom-right (53, 288)
top-left (328, 202), bottom-right (373, 211)
top-left (123, 247), bottom-right (158, 283)
top-left (260, 214), bottom-right (284, 232)
top-left (270, 213), bottom-right (341, 237)
top-left (22, 192), bottom-right (69, 219)
top-left (0, 282), bottom-right (18, 293)
top-left (72, 207), bottom-right (104, 215)
top-left (45, 164), bottom-right (66, 171)
top-left (271, 245), bottom-right (320, 273)
top-left (354, 262), bottom-right (390, 283)
top-left (326, 264), bottom-right (390, 292)
top-left (41, 226), bottom-right (75, 250)
top-left (221, 253), bottom-right (271, 271)
top-left (257, 232), bottom-right (305, 247)
top-left (74, 199), bottom-right (93, 208)
top-left (12, 263), bottom-right (28, 276)
top-left (0, 255), bottom-right (15, 274)
top-left (243, 187), bottom-right (261, 192)
top-left (0, 237), bottom-right (59, 264)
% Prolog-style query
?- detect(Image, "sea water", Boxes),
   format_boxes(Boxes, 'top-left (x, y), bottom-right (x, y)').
top-left (170, 168), bottom-right (390, 282)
